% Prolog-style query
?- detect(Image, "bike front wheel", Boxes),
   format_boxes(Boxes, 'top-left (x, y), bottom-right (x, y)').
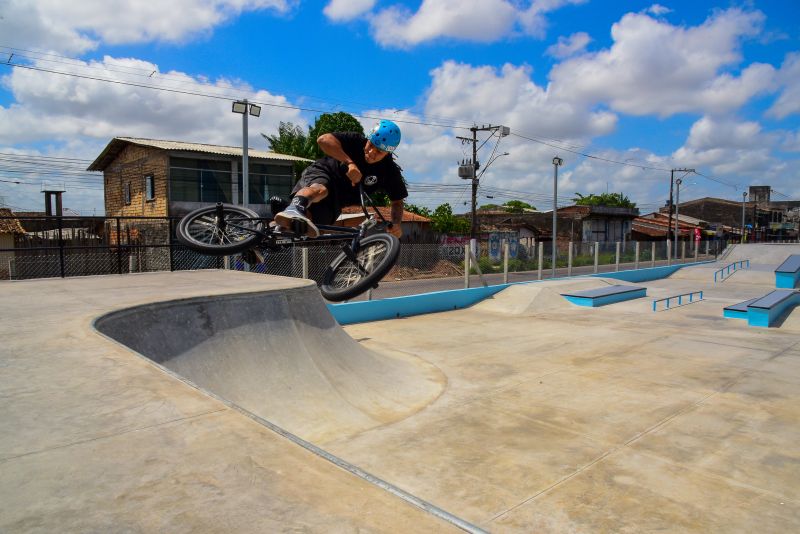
top-left (320, 233), bottom-right (400, 302)
top-left (177, 204), bottom-right (262, 255)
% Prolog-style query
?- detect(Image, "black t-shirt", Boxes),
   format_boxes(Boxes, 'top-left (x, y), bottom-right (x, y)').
top-left (306, 132), bottom-right (408, 207)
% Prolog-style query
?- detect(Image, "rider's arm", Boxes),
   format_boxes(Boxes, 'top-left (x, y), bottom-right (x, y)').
top-left (389, 199), bottom-right (404, 238)
top-left (318, 133), bottom-right (361, 185)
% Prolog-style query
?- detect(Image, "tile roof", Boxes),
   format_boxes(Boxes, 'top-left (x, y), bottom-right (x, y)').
top-left (339, 206), bottom-right (431, 223)
top-left (87, 137), bottom-right (313, 171)
top-left (0, 208), bottom-right (25, 234)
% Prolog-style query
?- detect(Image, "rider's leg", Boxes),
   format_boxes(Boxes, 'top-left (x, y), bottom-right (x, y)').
top-left (274, 183), bottom-right (329, 237)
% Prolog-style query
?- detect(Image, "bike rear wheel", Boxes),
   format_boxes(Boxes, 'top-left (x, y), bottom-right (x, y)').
top-left (320, 233), bottom-right (400, 302)
top-left (177, 204), bottom-right (262, 255)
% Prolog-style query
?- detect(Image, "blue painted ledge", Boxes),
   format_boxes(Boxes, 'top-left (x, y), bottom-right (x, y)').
top-left (329, 260), bottom-right (715, 325)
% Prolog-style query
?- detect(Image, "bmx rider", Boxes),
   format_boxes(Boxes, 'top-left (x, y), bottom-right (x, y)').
top-left (273, 119), bottom-right (407, 239)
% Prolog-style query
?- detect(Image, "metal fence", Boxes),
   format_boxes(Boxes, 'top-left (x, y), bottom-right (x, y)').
top-left (1, 214), bottom-right (737, 300)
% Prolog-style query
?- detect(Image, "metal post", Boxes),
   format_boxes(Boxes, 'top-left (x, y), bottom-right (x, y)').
top-left (681, 240), bottom-right (686, 263)
top-left (464, 244), bottom-right (470, 288)
top-left (538, 241), bottom-right (543, 280)
top-left (242, 99), bottom-right (249, 208)
top-left (705, 240), bottom-right (709, 257)
top-left (302, 247), bottom-right (309, 279)
top-left (552, 157), bottom-right (563, 279)
top-left (594, 241), bottom-right (599, 273)
top-left (567, 241), bottom-right (573, 277)
top-left (503, 240), bottom-right (509, 284)
top-left (116, 217), bottom-right (122, 275)
top-left (615, 241), bottom-right (620, 272)
top-left (666, 240), bottom-right (671, 266)
top-left (694, 239), bottom-right (698, 263)
top-left (651, 241), bottom-right (656, 268)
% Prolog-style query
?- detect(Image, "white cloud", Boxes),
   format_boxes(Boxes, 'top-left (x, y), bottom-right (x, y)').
top-left (365, 0), bottom-right (585, 48)
top-left (782, 131), bottom-right (800, 153)
top-left (424, 61), bottom-right (617, 140)
top-left (646, 4), bottom-right (672, 16)
top-left (546, 32), bottom-right (591, 59)
top-left (767, 53), bottom-right (800, 119)
top-left (0, 56), bottom-right (304, 147)
top-left (672, 116), bottom-right (782, 178)
top-left (549, 8), bottom-right (776, 117)
top-left (323, 0), bottom-right (376, 22)
top-left (0, 0), bottom-right (296, 54)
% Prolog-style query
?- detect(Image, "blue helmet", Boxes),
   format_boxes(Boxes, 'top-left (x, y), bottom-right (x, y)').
top-left (367, 119), bottom-right (401, 153)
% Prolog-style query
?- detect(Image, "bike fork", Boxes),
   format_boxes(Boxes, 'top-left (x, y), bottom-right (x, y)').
top-left (340, 242), bottom-right (370, 276)
top-left (215, 203), bottom-right (226, 232)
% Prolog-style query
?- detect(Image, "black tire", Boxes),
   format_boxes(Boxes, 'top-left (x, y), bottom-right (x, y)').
top-left (177, 204), bottom-right (262, 255)
top-left (320, 233), bottom-right (400, 302)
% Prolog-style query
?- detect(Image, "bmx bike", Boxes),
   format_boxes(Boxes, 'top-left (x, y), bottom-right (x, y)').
top-left (175, 183), bottom-right (401, 302)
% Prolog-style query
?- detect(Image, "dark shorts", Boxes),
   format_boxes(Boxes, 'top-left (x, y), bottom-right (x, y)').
top-left (291, 167), bottom-right (340, 225)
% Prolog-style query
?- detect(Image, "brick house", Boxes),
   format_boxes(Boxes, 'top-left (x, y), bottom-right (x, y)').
top-left (88, 137), bottom-right (311, 218)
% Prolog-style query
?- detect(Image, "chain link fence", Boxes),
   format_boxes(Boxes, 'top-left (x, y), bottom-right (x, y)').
top-left (2, 214), bottom-right (738, 300)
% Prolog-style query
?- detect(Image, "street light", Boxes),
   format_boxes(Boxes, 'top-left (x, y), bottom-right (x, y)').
top-left (741, 191), bottom-right (748, 243)
top-left (231, 99), bottom-right (261, 207)
top-left (674, 178), bottom-right (682, 258)
top-left (552, 156), bottom-right (563, 278)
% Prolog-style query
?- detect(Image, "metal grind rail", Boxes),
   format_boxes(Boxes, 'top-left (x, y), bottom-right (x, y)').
top-left (714, 259), bottom-right (750, 283)
top-left (653, 290), bottom-right (704, 311)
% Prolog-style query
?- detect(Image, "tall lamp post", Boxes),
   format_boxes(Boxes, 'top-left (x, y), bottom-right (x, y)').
top-left (741, 191), bottom-right (748, 243)
top-left (552, 156), bottom-right (564, 278)
top-left (674, 178), bottom-right (682, 257)
top-left (232, 99), bottom-right (261, 207)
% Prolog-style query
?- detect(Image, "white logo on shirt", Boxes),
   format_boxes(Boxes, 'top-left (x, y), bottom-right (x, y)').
top-left (364, 175), bottom-right (378, 186)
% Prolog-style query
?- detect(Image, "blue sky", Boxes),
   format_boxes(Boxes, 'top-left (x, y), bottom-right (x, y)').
top-left (0, 0), bottom-right (798, 215)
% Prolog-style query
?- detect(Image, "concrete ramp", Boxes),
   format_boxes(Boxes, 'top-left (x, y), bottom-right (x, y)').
top-left (723, 243), bottom-right (800, 266)
top-left (473, 278), bottom-right (623, 315)
top-left (95, 284), bottom-right (445, 444)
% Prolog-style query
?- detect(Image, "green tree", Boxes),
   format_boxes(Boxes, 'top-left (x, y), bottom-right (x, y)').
top-left (478, 203), bottom-right (502, 211)
top-left (405, 204), bottom-right (432, 218)
top-left (502, 200), bottom-right (535, 213)
top-left (307, 112), bottom-right (365, 159)
top-left (262, 122), bottom-right (311, 176)
top-left (573, 192), bottom-right (636, 209)
top-left (429, 203), bottom-right (470, 234)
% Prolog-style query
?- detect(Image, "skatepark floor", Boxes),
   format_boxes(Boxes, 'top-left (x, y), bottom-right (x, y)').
top-left (2, 243), bottom-right (800, 532)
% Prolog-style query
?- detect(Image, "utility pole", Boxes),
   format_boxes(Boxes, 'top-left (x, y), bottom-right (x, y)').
top-left (667, 168), bottom-right (694, 259)
top-left (741, 191), bottom-right (748, 243)
top-left (457, 124), bottom-right (510, 240)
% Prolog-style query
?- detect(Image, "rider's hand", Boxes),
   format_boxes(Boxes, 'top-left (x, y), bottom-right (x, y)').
top-left (345, 162), bottom-right (362, 187)
top-left (388, 223), bottom-right (402, 239)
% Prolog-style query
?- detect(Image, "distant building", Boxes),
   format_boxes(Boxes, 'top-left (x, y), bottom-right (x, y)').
top-left (88, 137), bottom-right (310, 218)
top-left (337, 206), bottom-right (433, 243)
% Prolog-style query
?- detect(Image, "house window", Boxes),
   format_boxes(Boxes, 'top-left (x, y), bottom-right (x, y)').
top-left (169, 157), bottom-right (232, 203)
top-left (124, 182), bottom-right (131, 205)
top-left (145, 174), bottom-right (155, 201)
top-left (237, 162), bottom-right (293, 204)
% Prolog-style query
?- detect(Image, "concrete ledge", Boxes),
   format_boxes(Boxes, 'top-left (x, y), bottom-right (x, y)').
top-left (561, 285), bottom-right (647, 307)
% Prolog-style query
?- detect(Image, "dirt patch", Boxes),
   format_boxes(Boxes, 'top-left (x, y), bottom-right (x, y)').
top-left (387, 260), bottom-right (464, 280)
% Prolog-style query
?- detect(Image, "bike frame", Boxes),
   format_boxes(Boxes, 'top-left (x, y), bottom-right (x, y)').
top-left (222, 183), bottom-right (392, 269)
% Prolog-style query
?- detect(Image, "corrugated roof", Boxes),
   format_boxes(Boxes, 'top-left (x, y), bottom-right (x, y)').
top-left (0, 208), bottom-right (25, 234)
top-left (87, 137), bottom-right (312, 171)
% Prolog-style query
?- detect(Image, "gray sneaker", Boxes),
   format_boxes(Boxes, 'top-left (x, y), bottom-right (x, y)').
top-left (274, 204), bottom-right (319, 237)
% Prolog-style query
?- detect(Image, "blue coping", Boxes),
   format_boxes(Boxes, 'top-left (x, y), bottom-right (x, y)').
top-left (722, 291), bottom-right (800, 327)
top-left (328, 260), bottom-right (715, 325)
top-left (562, 286), bottom-right (647, 307)
top-left (775, 255), bottom-right (800, 288)
top-left (747, 290), bottom-right (800, 328)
